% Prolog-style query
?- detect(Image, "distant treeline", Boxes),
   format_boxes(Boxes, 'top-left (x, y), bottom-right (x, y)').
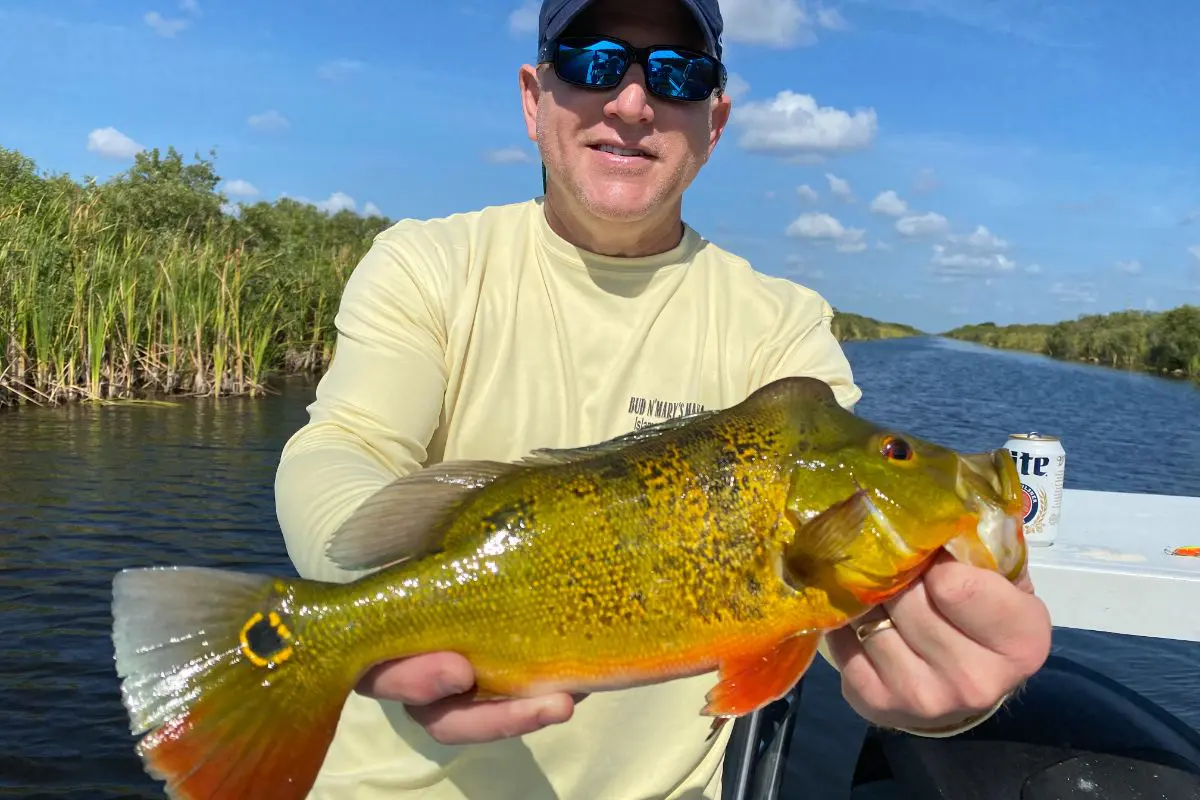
top-left (831, 310), bottom-right (923, 342)
top-left (943, 306), bottom-right (1200, 381)
top-left (0, 144), bottom-right (917, 408)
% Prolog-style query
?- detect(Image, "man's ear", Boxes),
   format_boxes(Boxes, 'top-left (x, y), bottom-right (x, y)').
top-left (519, 64), bottom-right (543, 143)
top-left (707, 90), bottom-right (732, 158)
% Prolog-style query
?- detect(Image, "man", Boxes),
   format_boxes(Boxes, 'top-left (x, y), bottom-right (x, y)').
top-left (274, 0), bottom-right (1053, 797)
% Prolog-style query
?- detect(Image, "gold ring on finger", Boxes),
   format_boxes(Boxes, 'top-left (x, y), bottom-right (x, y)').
top-left (854, 616), bottom-right (896, 644)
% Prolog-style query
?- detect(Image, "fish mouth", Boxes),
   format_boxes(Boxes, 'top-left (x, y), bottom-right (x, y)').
top-left (949, 449), bottom-right (1028, 582)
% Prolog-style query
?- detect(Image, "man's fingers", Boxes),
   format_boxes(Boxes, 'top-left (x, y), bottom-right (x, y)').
top-left (924, 555), bottom-right (1052, 662)
top-left (825, 613), bottom-right (896, 712)
top-left (356, 652), bottom-right (474, 706)
top-left (408, 693), bottom-right (576, 745)
top-left (881, 566), bottom-right (993, 672)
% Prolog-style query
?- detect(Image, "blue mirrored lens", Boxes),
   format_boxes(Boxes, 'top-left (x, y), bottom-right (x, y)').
top-left (555, 41), bottom-right (630, 88)
top-left (645, 48), bottom-right (718, 100)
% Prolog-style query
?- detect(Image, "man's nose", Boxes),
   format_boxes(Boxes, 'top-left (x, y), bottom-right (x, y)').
top-left (604, 66), bottom-right (655, 125)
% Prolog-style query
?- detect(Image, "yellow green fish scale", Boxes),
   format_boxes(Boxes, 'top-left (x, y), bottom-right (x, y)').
top-left (292, 387), bottom-right (838, 693)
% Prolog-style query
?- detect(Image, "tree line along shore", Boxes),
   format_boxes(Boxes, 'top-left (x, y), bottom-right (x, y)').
top-left (3, 143), bottom-right (1193, 409)
top-left (941, 307), bottom-right (1200, 384)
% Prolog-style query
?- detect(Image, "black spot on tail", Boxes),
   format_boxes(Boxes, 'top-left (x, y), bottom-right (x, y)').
top-left (245, 616), bottom-right (288, 656)
top-left (238, 609), bottom-right (296, 667)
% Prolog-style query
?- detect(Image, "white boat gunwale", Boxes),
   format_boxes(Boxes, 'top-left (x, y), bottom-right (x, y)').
top-left (1027, 487), bottom-right (1200, 644)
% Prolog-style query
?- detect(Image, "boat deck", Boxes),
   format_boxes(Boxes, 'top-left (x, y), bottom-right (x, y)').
top-left (1028, 488), bottom-right (1200, 643)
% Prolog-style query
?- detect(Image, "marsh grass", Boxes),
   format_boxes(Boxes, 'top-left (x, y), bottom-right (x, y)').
top-left (0, 178), bottom-right (361, 409)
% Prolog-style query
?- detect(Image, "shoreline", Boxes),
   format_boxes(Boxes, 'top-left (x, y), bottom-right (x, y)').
top-left (939, 305), bottom-right (1200, 388)
top-left (940, 334), bottom-right (1200, 386)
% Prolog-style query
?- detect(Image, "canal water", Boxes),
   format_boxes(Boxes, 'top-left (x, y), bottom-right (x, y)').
top-left (1, 335), bottom-right (1197, 798)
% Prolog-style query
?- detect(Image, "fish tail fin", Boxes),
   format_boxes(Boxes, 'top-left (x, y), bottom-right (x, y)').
top-left (112, 566), bottom-right (358, 800)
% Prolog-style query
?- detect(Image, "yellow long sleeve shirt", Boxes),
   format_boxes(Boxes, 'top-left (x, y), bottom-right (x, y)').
top-left (273, 197), bottom-right (950, 800)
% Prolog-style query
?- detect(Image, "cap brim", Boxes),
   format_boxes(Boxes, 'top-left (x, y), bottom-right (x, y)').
top-left (540, 0), bottom-right (721, 59)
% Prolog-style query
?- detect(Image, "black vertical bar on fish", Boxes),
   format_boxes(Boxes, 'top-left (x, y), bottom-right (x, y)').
top-left (721, 678), bottom-right (805, 800)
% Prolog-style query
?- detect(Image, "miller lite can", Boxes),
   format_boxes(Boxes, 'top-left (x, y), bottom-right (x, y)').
top-left (1004, 432), bottom-right (1066, 546)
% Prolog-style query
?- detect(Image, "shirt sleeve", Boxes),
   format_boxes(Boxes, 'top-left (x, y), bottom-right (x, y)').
top-left (750, 287), bottom-right (862, 410)
top-left (274, 234), bottom-right (451, 584)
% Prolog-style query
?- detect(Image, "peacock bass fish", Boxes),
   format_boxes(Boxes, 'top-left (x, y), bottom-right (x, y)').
top-left (111, 376), bottom-right (1028, 800)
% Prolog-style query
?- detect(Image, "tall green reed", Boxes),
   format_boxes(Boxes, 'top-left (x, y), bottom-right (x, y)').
top-left (0, 188), bottom-right (357, 408)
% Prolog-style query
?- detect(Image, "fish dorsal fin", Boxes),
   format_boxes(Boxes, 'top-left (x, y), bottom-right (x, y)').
top-left (783, 490), bottom-right (871, 583)
top-left (521, 410), bottom-right (720, 466)
top-left (325, 460), bottom-right (522, 571)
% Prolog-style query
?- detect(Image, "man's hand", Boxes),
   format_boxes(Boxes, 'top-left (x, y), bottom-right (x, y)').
top-left (825, 551), bottom-right (1052, 733)
top-left (356, 652), bottom-right (580, 745)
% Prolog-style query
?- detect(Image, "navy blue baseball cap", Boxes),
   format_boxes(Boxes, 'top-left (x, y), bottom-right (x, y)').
top-left (537, 0), bottom-right (724, 60)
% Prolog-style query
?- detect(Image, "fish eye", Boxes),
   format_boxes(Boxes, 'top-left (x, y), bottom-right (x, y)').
top-left (881, 435), bottom-right (914, 462)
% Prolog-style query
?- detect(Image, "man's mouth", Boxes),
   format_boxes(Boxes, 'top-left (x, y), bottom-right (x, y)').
top-left (592, 143), bottom-right (652, 158)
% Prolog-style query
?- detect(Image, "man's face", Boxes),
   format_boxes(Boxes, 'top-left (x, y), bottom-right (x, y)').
top-left (520, 0), bottom-right (732, 224)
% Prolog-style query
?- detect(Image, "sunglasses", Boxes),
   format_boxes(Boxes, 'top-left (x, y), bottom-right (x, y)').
top-left (539, 35), bottom-right (727, 102)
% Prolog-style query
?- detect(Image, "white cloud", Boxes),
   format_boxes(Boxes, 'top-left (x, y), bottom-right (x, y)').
top-left (725, 73), bottom-right (751, 101)
top-left (1049, 282), bottom-right (1098, 304)
top-left (1115, 259), bottom-right (1141, 274)
top-left (785, 211), bottom-right (866, 253)
top-left (315, 191), bottom-right (356, 213)
top-left (86, 127), bottom-right (144, 160)
top-left (796, 184), bottom-right (818, 203)
top-left (222, 179), bottom-right (258, 198)
top-left (317, 59), bottom-right (364, 81)
top-left (930, 244), bottom-right (1016, 278)
top-left (787, 211), bottom-right (842, 238)
top-left (734, 91), bottom-right (877, 159)
top-left (869, 189), bottom-right (908, 217)
top-left (143, 11), bottom-right (189, 37)
top-left (721, 0), bottom-right (849, 47)
top-left (179, 0), bottom-right (200, 13)
top-left (722, 0), bottom-right (815, 47)
top-left (1189, 245), bottom-right (1200, 263)
top-left (483, 146), bottom-right (535, 164)
top-left (896, 211), bottom-right (949, 237)
top-left (948, 224), bottom-right (1008, 250)
top-left (912, 167), bottom-right (939, 194)
top-left (283, 191), bottom-right (384, 217)
top-left (508, 0), bottom-right (539, 35)
top-left (816, 6), bottom-right (848, 29)
top-left (1025, 263), bottom-right (1042, 274)
top-left (825, 172), bottom-right (854, 202)
top-left (248, 110), bottom-right (290, 132)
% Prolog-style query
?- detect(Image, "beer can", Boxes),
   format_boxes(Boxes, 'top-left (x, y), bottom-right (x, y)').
top-left (1004, 432), bottom-right (1066, 547)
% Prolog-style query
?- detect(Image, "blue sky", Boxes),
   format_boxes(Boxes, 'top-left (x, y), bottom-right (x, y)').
top-left (3, 0), bottom-right (1199, 332)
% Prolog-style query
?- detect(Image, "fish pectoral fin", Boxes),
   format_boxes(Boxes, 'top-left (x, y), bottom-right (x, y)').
top-left (521, 410), bottom-right (720, 466)
top-left (783, 490), bottom-right (871, 584)
top-left (702, 632), bottom-right (821, 717)
top-left (326, 461), bottom-right (523, 571)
